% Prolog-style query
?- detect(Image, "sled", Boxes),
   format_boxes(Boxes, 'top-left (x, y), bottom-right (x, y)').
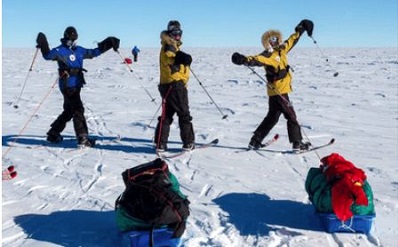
top-left (318, 213), bottom-right (375, 234)
top-left (124, 58), bottom-right (132, 64)
top-left (126, 228), bottom-right (181, 247)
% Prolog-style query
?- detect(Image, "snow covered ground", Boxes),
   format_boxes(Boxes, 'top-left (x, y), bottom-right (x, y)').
top-left (2, 46), bottom-right (398, 246)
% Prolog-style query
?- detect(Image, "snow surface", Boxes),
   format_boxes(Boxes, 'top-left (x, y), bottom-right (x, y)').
top-left (2, 47), bottom-right (398, 247)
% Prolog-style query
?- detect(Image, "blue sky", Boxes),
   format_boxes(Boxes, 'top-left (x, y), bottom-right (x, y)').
top-left (2, 0), bottom-right (397, 48)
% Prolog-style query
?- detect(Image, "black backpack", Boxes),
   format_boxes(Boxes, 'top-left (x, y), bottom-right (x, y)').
top-left (115, 158), bottom-right (190, 238)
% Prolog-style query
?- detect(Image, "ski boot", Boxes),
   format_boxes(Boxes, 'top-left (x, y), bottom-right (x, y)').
top-left (182, 143), bottom-right (195, 151)
top-left (248, 138), bottom-right (262, 150)
top-left (46, 129), bottom-right (63, 143)
top-left (156, 143), bottom-right (168, 153)
top-left (292, 141), bottom-right (311, 151)
top-left (78, 136), bottom-right (96, 148)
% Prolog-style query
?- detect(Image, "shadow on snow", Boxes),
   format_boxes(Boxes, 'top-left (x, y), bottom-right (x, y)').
top-left (11, 195), bottom-right (323, 245)
top-left (14, 210), bottom-right (124, 246)
top-left (2, 134), bottom-right (158, 154)
top-left (2, 134), bottom-right (212, 154)
top-left (212, 192), bottom-right (323, 236)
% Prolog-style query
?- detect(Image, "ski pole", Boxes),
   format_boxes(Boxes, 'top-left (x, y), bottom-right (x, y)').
top-left (245, 65), bottom-right (292, 105)
top-left (246, 65), bottom-right (298, 112)
top-left (13, 48), bottom-right (40, 109)
top-left (309, 36), bottom-right (339, 77)
top-left (190, 68), bottom-right (228, 120)
top-left (116, 50), bottom-right (157, 104)
top-left (3, 77), bottom-right (58, 159)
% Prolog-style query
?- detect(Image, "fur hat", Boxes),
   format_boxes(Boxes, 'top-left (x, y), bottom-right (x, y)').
top-left (261, 29), bottom-right (282, 50)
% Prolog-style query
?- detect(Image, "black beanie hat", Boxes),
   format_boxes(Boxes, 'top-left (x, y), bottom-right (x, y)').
top-left (64, 26), bottom-right (78, 41)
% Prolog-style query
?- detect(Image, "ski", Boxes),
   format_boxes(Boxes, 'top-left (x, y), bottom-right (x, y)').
top-left (250, 134), bottom-right (279, 150)
top-left (234, 134), bottom-right (279, 153)
top-left (2, 165), bottom-right (17, 181)
top-left (289, 138), bottom-right (335, 154)
top-left (257, 138), bottom-right (335, 155)
top-left (157, 138), bottom-right (219, 159)
top-left (66, 135), bottom-right (121, 153)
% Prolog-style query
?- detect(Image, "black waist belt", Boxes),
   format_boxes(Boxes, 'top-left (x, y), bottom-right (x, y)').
top-left (58, 68), bottom-right (87, 77)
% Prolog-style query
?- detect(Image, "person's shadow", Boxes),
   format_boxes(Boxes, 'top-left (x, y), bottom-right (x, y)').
top-left (2, 134), bottom-right (156, 154)
top-left (13, 210), bottom-right (126, 246)
top-left (2, 134), bottom-right (214, 154)
top-left (212, 192), bottom-right (323, 236)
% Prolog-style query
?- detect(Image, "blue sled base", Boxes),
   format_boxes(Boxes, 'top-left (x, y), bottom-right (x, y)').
top-left (318, 213), bottom-right (375, 234)
top-left (125, 228), bottom-right (181, 247)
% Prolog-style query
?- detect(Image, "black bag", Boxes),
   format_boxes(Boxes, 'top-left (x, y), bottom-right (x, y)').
top-left (115, 158), bottom-right (190, 238)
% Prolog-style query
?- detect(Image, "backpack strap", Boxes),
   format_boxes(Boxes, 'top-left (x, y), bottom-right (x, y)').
top-left (150, 224), bottom-right (155, 247)
top-left (121, 158), bottom-right (167, 186)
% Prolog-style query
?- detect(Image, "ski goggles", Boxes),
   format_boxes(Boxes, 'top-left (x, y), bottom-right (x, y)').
top-left (170, 28), bottom-right (183, 37)
top-left (269, 36), bottom-right (278, 44)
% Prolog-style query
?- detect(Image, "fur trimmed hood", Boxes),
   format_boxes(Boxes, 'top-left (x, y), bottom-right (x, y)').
top-left (261, 29), bottom-right (283, 50)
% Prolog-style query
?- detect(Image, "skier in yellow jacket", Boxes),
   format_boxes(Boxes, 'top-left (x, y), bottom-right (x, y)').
top-left (155, 20), bottom-right (194, 152)
top-left (232, 19), bottom-right (314, 151)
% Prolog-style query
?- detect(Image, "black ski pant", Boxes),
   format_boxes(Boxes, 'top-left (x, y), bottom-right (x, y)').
top-left (48, 87), bottom-right (88, 138)
top-left (155, 81), bottom-right (194, 147)
top-left (251, 94), bottom-right (302, 144)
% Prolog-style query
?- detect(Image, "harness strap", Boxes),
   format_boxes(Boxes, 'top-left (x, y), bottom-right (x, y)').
top-left (58, 68), bottom-right (87, 77)
top-left (156, 85), bottom-right (173, 149)
top-left (149, 225), bottom-right (155, 247)
top-left (266, 65), bottom-right (290, 83)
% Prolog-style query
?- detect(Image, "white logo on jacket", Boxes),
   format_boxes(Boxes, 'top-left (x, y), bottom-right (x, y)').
top-left (69, 54), bottom-right (76, 61)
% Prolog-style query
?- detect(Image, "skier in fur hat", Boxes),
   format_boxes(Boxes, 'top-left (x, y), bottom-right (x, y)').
top-left (231, 19), bottom-right (314, 151)
top-left (154, 20), bottom-right (195, 152)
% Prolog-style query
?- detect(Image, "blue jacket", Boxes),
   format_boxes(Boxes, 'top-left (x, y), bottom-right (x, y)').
top-left (43, 43), bottom-right (102, 91)
top-left (132, 46), bottom-right (140, 55)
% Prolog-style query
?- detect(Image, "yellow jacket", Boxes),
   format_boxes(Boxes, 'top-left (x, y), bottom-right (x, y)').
top-left (159, 31), bottom-right (190, 86)
top-left (247, 31), bottom-right (301, 96)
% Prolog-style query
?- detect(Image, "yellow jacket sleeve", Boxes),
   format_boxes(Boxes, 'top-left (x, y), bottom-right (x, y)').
top-left (159, 32), bottom-right (190, 86)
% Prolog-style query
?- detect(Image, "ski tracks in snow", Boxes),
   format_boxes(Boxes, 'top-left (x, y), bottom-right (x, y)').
top-left (31, 106), bottom-right (117, 209)
top-left (165, 151), bottom-right (244, 246)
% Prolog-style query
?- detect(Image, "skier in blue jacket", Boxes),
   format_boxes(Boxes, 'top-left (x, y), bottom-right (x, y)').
top-left (36, 26), bottom-right (120, 147)
top-left (131, 45), bottom-right (140, 62)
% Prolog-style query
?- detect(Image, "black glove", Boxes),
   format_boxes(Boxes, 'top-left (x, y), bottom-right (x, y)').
top-left (295, 19), bottom-right (314, 36)
top-left (231, 52), bottom-right (247, 65)
top-left (36, 32), bottom-right (50, 55)
top-left (174, 51), bottom-right (192, 66)
top-left (98, 37), bottom-right (120, 53)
